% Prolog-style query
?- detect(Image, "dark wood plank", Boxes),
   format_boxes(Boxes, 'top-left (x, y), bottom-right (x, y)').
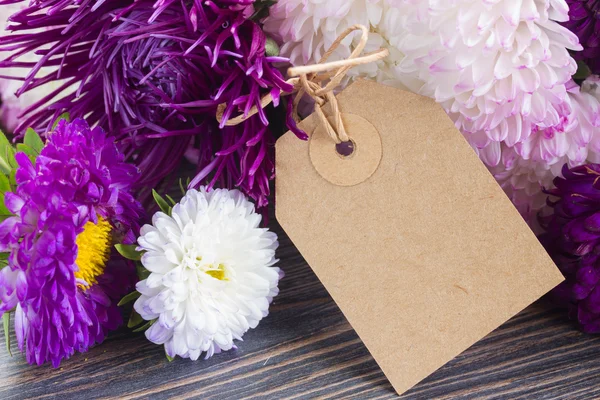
top-left (1, 218), bottom-right (600, 400)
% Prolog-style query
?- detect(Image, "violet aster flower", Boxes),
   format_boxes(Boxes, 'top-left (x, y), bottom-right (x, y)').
top-left (0, 0), bottom-right (292, 207)
top-left (0, 118), bottom-right (143, 367)
top-left (540, 163), bottom-right (600, 332)
top-left (563, 1), bottom-right (600, 74)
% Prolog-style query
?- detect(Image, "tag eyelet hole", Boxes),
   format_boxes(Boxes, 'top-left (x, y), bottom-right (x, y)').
top-left (335, 139), bottom-right (356, 159)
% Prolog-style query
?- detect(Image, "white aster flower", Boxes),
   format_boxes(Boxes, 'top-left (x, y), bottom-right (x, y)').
top-left (263, 0), bottom-right (423, 91)
top-left (398, 0), bottom-right (582, 150)
top-left (134, 188), bottom-right (281, 360)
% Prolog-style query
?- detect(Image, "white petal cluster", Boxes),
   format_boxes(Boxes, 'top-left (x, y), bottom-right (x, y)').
top-left (261, 0), bottom-right (600, 227)
top-left (134, 188), bottom-right (281, 360)
top-left (490, 76), bottom-right (600, 224)
top-left (398, 0), bottom-right (582, 155)
top-left (263, 0), bottom-right (423, 91)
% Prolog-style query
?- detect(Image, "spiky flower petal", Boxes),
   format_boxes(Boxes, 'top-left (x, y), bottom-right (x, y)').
top-left (540, 162), bottom-right (600, 332)
top-left (0, 0), bottom-right (292, 206)
top-left (562, 0), bottom-right (600, 74)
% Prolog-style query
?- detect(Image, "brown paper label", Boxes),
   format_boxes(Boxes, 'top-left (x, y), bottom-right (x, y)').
top-left (275, 79), bottom-right (564, 395)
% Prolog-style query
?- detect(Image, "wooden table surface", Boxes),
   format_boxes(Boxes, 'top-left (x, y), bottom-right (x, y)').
top-left (2, 219), bottom-right (600, 400)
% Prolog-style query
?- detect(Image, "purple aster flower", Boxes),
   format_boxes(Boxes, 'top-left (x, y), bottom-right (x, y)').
top-left (563, 1), bottom-right (600, 74)
top-left (539, 163), bottom-right (600, 332)
top-left (0, 118), bottom-right (144, 367)
top-left (0, 0), bottom-right (292, 207)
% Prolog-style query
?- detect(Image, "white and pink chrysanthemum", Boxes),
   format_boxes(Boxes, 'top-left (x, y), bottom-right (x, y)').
top-left (263, 0), bottom-right (423, 91)
top-left (488, 77), bottom-right (600, 225)
top-left (263, 0), bottom-right (600, 230)
top-left (398, 0), bottom-right (582, 157)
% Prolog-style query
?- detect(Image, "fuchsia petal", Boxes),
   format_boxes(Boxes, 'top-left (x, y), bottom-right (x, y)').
top-left (0, 0), bottom-right (291, 209)
top-left (0, 118), bottom-right (143, 367)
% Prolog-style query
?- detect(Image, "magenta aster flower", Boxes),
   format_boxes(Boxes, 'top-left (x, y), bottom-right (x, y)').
top-left (0, 118), bottom-right (143, 367)
top-left (563, 0), bottom-right (600, 74)
top-left (540, 163), bottom-right (600, 332)
top-left (0, 0), bottom-right (292, 207)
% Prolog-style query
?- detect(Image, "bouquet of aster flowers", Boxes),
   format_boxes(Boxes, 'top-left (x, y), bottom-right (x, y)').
top-left (1, 0), bottom-right (600, 366)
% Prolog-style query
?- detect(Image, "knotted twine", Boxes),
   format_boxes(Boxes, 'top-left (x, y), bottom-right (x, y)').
top-left (216, 24), bottom-right (389, 144)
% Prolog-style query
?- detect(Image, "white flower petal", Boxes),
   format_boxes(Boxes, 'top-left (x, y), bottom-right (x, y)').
top-left (136, 187), bottom-right (281, 360)
top-left (145, 322), bottom-right (173, 345)
top-left (141, 253), bottom-right (176, 274)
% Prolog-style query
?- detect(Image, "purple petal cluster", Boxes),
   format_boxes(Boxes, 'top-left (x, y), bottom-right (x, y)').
top-left (563, 1), bottom-right (600, 74)
top-left (0, 0), bottom-right (292, 207)
top-left (0, 118), bottom-right (143, 367)
top-left (540, 163), bottom-right (600, 332)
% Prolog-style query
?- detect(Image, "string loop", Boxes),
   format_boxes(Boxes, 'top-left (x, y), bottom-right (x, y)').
top-left (216, 24), bottom-right (389, 144)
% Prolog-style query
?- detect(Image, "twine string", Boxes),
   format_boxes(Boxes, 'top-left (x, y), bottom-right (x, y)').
top-left (216, 24), bottom-right (389, 144)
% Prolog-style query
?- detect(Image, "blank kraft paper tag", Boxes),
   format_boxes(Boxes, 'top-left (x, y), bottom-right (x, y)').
top-left (275, 79), bottom-right (564, 395)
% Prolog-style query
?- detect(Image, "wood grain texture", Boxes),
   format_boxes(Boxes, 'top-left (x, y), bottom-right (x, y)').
top-left (1, 218), bottom-right (600, 400)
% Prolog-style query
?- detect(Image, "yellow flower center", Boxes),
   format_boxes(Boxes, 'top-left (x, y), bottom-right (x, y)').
top-left (74, 216), bottom-right (112, 288)
top-left (205, 263), bottom-right (227, 281)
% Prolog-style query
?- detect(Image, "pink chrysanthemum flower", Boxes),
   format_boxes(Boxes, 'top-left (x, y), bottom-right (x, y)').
top-left (398, 0), bottom-right (582, 154)
top-left (488, 78), bottom-right (600, 224)
top-left (263, 0), bottom-right (423, 92)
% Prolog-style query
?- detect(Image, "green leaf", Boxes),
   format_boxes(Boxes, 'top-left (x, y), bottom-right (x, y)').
top-left (165, 351), bottom-right (175, 362)
top-left (179, 178), bottom-right (186, 196)
top-left (118, 291), bottom-right (141, 307)
top-left (165, 194), bottom-right (177, 206)
top-left (132, 319), bottom-right (155, 333)
top-left (8, 170), bottom-right (16, 188)
top-left (0, 173), bottom-right (14, 216)
top-left (0, 131), bottom-right (16, 174)
top-left (574, 61), bottom-right (592, 81)
top-left (3, 147), bottom-right (16, 169)
top-left (136, 264), bottom-right (151, 281)
top-left (0, 131), bottom-right (12, 151)
top-left (127, 310), bottom-right (144, 329)
top-left (0, 160), bottom-right (10, 176)
top-left (16, 144), bottom-right (38, 163)
top-left (152, 189), bottom-right (171, 215)
top-left (0, 175), bottom-right (10, 194)
top-left (52, 113), bottom-right (70, 130)
top-left (250, 0), bottom-right (276, 21)
top-left (24, 128), bottom-right (44, 154)
top-left (0, 194), bottom-right (11, 218)
top-left (265, 37), bottom-right (280, 57)
top-left (115, 244), bottom-right (142, 261)
top-left (3, 312), bottom-right (11, 357)
top-left (0, 253), bottom-right (8, 269)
